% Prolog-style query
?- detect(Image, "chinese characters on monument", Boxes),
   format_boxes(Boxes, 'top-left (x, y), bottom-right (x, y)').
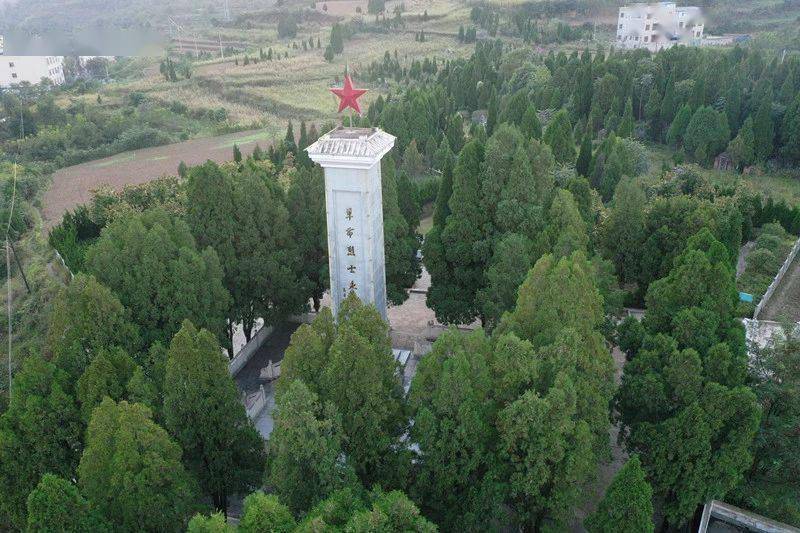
top-left (305, 74), bottom-right (395, 320)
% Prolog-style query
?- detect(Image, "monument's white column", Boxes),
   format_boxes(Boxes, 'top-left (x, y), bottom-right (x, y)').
top-left (306, 127), bottom-right (396, 321)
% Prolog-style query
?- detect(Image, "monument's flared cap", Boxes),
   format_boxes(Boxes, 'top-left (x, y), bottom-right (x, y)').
top-left (306, 126), bottom-right (396, 168)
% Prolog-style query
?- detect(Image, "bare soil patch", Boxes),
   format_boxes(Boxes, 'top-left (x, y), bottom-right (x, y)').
top-left (42, 128), bottom-right (274, 229)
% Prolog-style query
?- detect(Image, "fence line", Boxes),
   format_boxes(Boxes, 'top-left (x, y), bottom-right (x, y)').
top-left (753, 236), bottom-right (800, 319)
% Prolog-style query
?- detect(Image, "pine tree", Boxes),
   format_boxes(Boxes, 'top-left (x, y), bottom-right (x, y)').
top-left (233, 143), bottom-right (242, 163)
top-left (585, 456), bottom-right (654, 533)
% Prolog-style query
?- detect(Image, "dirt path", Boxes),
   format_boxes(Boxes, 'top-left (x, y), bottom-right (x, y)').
top-left (736, 241), bottom-right (756, 279)
top-left (42, 128), bottom-right (275, 229)
top-left (760, 250), bottom-right (800, 322)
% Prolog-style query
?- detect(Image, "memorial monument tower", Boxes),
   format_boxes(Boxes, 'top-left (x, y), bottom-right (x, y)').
top-left (306, 74), bottom-right (395, 321)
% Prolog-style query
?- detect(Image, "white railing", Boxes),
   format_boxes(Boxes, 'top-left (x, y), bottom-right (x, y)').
top-left (245, 384), bottom-right (269, 419)
top-left (228, 323), bottom-right (274, 377)
top-left (753, 236), bottom-right (800, 319)
top-left (52, 248), bottom-right (74, 280)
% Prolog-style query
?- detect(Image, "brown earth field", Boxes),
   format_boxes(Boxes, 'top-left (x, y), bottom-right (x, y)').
top-left (42, 128), bottom-right (275, 229)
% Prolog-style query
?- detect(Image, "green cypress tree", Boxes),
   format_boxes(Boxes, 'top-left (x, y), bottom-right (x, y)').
top-left (0, 356), bottom-right (82, 529)
top-left (238, 493), bottom-right (296, 533)
top-left (268, 380), bottom-right (356, 515)
top-left (26, 474), bottom-right (107, 533)
top-left (163, 321), bottom-right (265, 514)
top-left (753, 93), bottom-right (775, 163)
top-left (233, 143), bottom-right (242, 163)
top-left (644, 87), bottom-right (662, 140)
top-left (486, 89), bottom-right (499, 136)
top-left (382, 158), bottom-right (420, 305)
top-left (576, 129), bottom-right (593, 177)
top-left (618, 97), bottom-right (634, 138)
top-left (78, 399), bottom-right (198, 532)
top-left (684, 106), bottom-right (730, 165)
top-left (727, 116), bottom-right (755, 169)
top-left (543, 109), bottom-right (576, 164)
top-left (501, 92), bottom-right (529, 126)
top-left (520, 104), bottom-right (542, 140)
top-left (781, 93), bottom-right (800, 164)
top-left (666, 104), bottom-right (692, 147)
top-left (425, 140), bottom-right (487, 324)
top-left (585, 456), bottom-right (654, 533)
top-left (660, 74), bottom-right (677, 130)
top-left (432, 138), bottom-right (455, 227)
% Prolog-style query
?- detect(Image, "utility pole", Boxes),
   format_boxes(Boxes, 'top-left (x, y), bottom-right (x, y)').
top-left (224, 0), bottom-right (231, 22)
top-left (219, 33), bottom-right (225, 59)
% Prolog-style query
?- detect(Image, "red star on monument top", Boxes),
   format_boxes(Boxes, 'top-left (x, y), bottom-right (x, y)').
top-left (330, 74), bottom-right (367, 114)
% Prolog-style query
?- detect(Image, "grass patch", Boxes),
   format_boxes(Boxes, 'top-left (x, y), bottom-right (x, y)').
top-left (419, 214), bottom-right (434, 236)
top-left (737, 223), bottom-right (797, 316)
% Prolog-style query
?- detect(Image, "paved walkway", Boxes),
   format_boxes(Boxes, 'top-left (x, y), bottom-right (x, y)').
top-left (234, 322), bottom-right (300, 396)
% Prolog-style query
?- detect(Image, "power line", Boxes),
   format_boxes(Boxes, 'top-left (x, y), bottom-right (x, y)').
top-left (5, 159), bottom-right (16, 400)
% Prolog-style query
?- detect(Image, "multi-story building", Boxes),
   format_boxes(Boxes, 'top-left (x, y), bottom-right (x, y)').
top-left (617, 2), bottom-right (704, 51)
top-left (0, 56), bottom-right (65, 88)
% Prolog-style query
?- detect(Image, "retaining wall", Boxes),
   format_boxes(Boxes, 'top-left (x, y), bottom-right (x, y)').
top-left (753, 236), bottom-right (800, 319)
top-left (228, 324), bottom-right (274, 377)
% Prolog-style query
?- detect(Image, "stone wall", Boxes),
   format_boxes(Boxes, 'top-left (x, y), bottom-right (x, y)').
top-left (754, 236), bottom-right (800, 319)
top-left (228, 324), bottom-right (274, 377)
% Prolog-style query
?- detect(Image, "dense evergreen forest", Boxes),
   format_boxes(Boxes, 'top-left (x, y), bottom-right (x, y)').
top-left (2, 38), bottom-right (800, 532)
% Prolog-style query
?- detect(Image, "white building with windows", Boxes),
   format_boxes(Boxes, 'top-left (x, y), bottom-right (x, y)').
top-left (617, 2), bottom-right (704, 51)
top-left (0, 56), bottom-right (65, 88)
